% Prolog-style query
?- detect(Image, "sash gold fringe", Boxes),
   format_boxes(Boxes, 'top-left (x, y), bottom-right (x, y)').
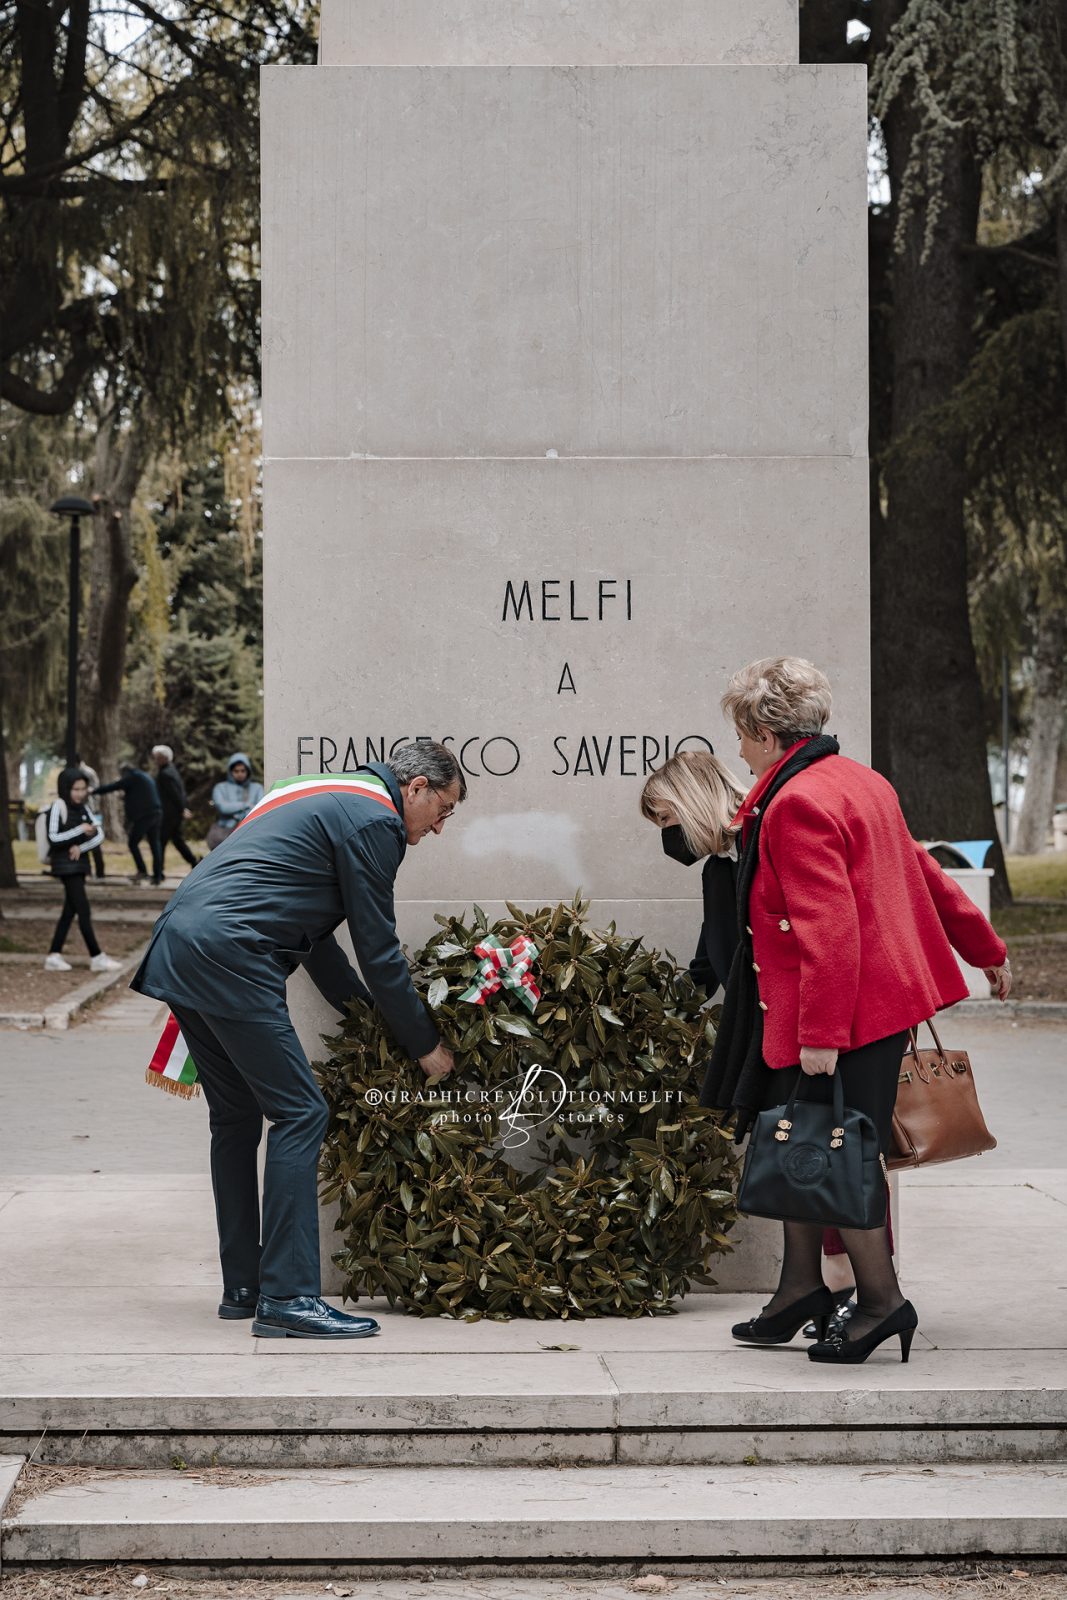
top-left (145, 1066), bottom-right (200, 1099)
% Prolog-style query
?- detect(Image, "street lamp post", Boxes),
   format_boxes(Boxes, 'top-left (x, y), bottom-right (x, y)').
top-left (50, 496), bottom-right (96, 767)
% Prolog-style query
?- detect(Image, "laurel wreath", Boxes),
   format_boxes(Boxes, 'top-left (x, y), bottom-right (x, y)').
top-left (316, 897), bottom-right (739, 1319)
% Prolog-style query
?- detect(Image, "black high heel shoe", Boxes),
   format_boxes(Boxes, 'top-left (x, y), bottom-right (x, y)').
top-left (803, 1290), bottom-right (855, 1339)
top-left (732, 1285), bottom-right (848, 1346)
top-left (807, 1299), bottom-right (918, 1364)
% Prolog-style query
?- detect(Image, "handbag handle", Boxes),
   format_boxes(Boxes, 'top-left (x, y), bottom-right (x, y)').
top-left (903, 1018), bottom-right (949, 1082)
top-left (776, 1066), bottom-right (846, 1149)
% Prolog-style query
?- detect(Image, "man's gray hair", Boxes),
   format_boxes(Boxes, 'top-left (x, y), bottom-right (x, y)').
top-left (151, 744), bottom-right (173, 763)
top-left (385, 741), bottom-right (467, 802)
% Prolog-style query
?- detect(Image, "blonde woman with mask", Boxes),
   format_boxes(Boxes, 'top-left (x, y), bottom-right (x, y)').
top-left (640, 752), bottom-right (747, 999)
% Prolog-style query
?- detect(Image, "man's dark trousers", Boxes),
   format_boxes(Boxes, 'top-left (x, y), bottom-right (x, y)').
top-left (129, 811), bottom-right (164, 882)
top-left (171, 1006), bottom-right (329, 1298)
top-left (161, 816), bottom-right (198, 870)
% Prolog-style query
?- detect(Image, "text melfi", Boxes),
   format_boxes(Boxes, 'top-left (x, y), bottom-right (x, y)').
top-left (502, 578), bottom-right (633, 622)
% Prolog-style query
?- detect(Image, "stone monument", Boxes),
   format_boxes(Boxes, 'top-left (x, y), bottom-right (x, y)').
top-left (260, 0), bottom-right (869, 1289)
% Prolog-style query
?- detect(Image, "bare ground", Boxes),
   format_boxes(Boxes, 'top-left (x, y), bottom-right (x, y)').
top-left (0, 1565), bottom-right (1065, 1600)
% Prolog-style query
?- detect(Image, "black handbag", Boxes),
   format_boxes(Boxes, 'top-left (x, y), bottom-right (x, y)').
top-left (737, 1068), bottom-right (888, 1230)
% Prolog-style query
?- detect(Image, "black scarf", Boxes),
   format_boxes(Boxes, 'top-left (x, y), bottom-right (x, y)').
top-left (698, 734), bottom-right (840, 1139)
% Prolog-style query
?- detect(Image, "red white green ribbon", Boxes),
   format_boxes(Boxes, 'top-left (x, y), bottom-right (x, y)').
top-left (145, 770), bottom-right (397, 1098)
top-left (145, 1012), bottom-right (199, 1098)
top-left (241, 771), bottom-right (398, 826)
top-left (458, 935), bottom-right (541, 1013)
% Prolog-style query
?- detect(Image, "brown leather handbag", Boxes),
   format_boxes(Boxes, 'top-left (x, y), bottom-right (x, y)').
top-left (887, 1019), bottom-right (997, 1169)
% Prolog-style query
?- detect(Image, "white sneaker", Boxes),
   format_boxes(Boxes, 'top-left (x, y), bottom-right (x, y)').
top-left (90, 953), bottom-right (122, 973)
top-left (44, 953), bottom-right (72, 971)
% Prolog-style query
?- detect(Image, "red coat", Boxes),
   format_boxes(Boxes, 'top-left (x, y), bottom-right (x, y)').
top-left (736, 748), bottom-right (1007, 1068)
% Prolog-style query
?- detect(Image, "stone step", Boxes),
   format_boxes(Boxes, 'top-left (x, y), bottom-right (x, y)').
top-left (3, 1462), bottom-right (1064, 1567)
top-left (3, 1349), bottom-right (1063, 1468)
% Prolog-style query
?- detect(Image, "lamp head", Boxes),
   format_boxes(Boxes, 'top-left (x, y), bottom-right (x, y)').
top-left (50, 496), bottom-right (96, 517)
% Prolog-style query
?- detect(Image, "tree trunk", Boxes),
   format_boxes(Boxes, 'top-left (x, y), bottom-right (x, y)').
top-left (876, 91), bottom-right (1011, 903)
top-left (80, 406), bottom-right (150, 837)
top-left (1014, 606), bottom-right (1067, 854)
top-left (0, 701), bottom-right (16, 890)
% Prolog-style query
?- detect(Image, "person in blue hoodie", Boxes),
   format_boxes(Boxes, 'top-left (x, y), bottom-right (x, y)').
top-left (133, 741), bottom-right (465, 1341)
top-left (208, 753), bottom-right (265, 849)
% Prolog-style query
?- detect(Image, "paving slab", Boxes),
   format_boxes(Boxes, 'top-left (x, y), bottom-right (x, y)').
top-left (0, 1352), bottom-right (615, 1431)
top-left (0, 1455), bottom-right (23, 1577)
top-left (0, 1455), bottom-right (22, 1512)
top-left (602, 1348), bottom-right (1067, 1429)
top-left (5, 1463), bottom-right (1065, 1562)
top-left (6, 1344), bottom-right (1062, 1436)
top-left (0, 1189), bottom-right (218, 1290)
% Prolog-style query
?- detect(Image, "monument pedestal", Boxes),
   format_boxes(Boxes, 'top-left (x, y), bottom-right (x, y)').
top-left (262, 0), bottom-right (870, 1293)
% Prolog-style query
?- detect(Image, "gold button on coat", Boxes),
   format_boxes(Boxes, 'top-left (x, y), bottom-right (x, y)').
top-left (779, 918), bottom-right (791, 932)
top-left (758, 1000), bottom-right (768, 1011)
top-left (752, 962), bottom-right (761, 973)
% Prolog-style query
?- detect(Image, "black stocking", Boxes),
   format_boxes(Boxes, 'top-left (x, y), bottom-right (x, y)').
top-left (837, 1221), bottom-right (904, 1339)
top-left (765, 1220), bottom-right (826, 1315)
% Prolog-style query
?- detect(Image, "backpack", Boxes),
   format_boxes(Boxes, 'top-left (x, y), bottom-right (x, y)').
top-left (35, 800), bottom-right (60, 863)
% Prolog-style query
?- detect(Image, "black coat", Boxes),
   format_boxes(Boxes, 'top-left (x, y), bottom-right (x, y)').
top-left (688, 853), bottom-right (740, 997)
top-left (155, 762), bottom-right (188, 823)
top-left (47, 799), bottom-right (105, 877)
top-left (95, 768), bottom-right (161, 822)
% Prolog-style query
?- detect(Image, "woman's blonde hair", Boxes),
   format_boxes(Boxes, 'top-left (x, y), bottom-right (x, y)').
top-left (721, 656), bottom-right (832, 742)
top-left (640, 751), bottom-right (748, 858)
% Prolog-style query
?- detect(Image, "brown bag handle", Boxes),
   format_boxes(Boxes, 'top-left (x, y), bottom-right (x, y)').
top-left (904, 1018), bottom-right (946, 1060)
top-left (902, 1018), bottom-right (949, 1084)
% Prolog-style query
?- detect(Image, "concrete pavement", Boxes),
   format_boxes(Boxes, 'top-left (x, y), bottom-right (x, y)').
top-left (1, 993), bottom-right (1065, 1574)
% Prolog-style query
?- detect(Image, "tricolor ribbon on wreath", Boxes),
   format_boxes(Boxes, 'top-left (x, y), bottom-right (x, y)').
top-left (458, 934), bottom-right (541, 1014)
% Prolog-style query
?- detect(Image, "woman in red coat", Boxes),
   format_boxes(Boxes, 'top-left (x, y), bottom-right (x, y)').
top-left (705, 657), bottom-right (1011, 1363)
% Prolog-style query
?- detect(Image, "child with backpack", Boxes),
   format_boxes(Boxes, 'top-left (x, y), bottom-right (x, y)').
top-left (40, 767), bottom-right (121, 973)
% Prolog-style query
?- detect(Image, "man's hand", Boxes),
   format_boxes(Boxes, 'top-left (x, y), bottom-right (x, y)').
top-left (799, 1046), bottom-right (839, 1076)
top-left (81, 822), bottom-right (97, 835)
top-left (183, 808), bottom-right (192, 820)
top-left (419, 1043), bottom-right (455, 1079)
top-left (984, 958), bottom-right (1012, 1001)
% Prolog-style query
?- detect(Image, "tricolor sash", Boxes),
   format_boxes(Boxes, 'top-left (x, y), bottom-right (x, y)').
top-left (239, 771), bottom-right (399, 827)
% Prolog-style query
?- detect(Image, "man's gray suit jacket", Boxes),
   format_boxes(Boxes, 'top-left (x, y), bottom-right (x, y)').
top-left (132, 763), bottom-right (439, 1059)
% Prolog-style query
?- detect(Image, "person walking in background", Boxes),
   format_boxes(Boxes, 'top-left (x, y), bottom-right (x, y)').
top-left (75, 756), bottom-right (106, 878)
top-left (703, 656), bottom-right (1012, 1365)
top-left (640, 751), bottom-right (746, 998)
top-left (43, 767), bottom-right (120, 973)
top-left (152, 745), bottom-right (198, 872)
top-left (94, 764), bottom-right (164, 886)
top-left (207, 753), bottom-right (264, 850)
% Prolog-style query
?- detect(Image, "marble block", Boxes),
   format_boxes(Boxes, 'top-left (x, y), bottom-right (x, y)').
top-left (317, 0), bottom-right (799, 66)
top-left (261, 63), bottom-right (868, 461)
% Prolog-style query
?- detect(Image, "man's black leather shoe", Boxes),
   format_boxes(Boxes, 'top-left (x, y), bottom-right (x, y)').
top-left (251, 1295), bottom-right (381, 1339)
top-left (218, 1287), bottom-right (258, 1320)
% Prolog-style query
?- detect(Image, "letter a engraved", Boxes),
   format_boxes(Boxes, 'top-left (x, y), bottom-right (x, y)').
top-left (557, 662), bottom-right (577, 695)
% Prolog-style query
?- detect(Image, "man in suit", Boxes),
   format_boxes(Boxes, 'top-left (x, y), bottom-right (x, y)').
top-left (133, 741), bottom-right (464, 1339)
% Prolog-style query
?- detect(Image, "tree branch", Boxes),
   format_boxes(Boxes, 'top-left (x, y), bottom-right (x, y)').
top-left (0, 343), bottom-right (98, 414)
top-left (962, 241), bottom-right (1057, 274)
top-left (0, 171), bottom-right (171, 196)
